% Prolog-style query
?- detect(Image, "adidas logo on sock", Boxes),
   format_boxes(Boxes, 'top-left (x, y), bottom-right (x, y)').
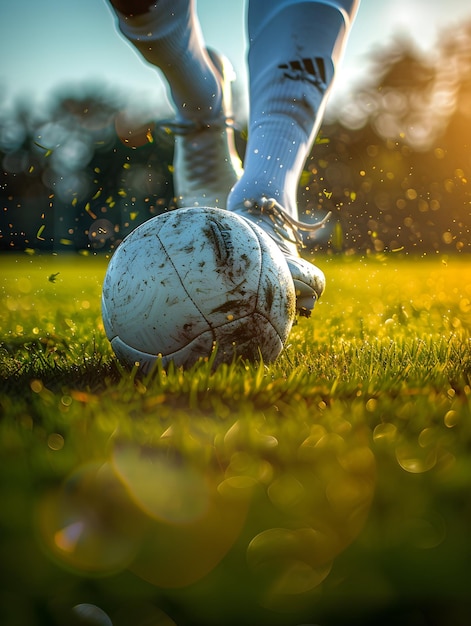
top-left (278, 57), bottom-right (327, 90)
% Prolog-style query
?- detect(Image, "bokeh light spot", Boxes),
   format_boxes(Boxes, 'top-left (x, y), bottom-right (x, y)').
top-left (395, 442), bottom-right (437, 473)
top-left (112, 442), bottom-right (210, 524)
top-left (72, 603), bottom-right (113, 626)
top-left (47, 433), bottom-right (65, 451)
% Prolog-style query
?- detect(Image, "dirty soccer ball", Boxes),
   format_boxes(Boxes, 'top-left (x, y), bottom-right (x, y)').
top-left (101, 207), bottom-right (296, 371)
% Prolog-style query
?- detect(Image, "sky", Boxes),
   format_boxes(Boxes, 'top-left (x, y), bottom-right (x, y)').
top-left (1, 0), bottom-right (471, 116)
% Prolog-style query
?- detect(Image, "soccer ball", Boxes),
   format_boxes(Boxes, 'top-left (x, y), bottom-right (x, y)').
top-left (101, 207), bottom-right (295, 371)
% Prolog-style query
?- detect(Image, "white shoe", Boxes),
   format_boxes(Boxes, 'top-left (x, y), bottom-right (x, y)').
top-left (162, 49), bottom-right (243, 208)
top-left (232, 197), bottom-right (330, 317)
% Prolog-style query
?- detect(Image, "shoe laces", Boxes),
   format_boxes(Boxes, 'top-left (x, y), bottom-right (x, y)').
top-left (159, 118), bottom-right (234, 188)
top-left (158, 116), bottom-right (238, 136)
top-left (243, 197), bottom-right (331, 249)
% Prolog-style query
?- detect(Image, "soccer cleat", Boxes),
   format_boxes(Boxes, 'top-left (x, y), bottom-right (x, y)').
top-left (232, 197), bottom-right (330, 317)
top-left (161, 49), bottom-right (243, 208)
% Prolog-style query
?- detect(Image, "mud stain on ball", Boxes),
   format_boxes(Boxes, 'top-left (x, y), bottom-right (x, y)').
top-left (263, 282), bottom-right (275, 312)
top-left (204, 219), bottom-right (234, 266)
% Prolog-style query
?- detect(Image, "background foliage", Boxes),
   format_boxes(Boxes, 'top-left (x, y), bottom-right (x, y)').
top-left (1, 27), bottom-right (471, 255)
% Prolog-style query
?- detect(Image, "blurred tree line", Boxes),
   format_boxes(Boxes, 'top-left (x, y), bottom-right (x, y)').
top-left (1, 23), bottom-right (471, 255)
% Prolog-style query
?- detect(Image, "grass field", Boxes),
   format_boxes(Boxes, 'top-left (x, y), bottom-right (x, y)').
top-left (1, 252), bottom-right (471, 626)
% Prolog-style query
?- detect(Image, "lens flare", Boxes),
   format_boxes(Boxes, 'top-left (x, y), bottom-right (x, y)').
top-left (36, 462), bottom-right (141, 575)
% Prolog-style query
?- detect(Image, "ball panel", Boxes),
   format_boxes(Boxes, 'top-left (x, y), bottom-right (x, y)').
top-left (102, 262), bottom-right (209, 354)
top-left (111, 310), bottom-right (284, 372)
top-left (212, 312), bottom-right (284, 364)
top-left (157, 208), bottom-right (263, 325)
top-left (102, 234), bottom-right (211, 355)
top-left (110, 330), bottom-right (215, 373)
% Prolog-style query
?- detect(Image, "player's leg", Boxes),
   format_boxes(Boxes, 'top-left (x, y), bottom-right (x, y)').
top-left (108, 0), bottom-right (220, 120)
top-left (229, 0), bottom-right (358, 216)
top-left (228, 0), bottom-right (359, 315)
top-left (107, 0), bottom-right (242, 207)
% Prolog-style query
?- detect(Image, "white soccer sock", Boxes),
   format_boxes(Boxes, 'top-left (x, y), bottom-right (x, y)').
top-left (228, 0), bottom-right (359, 218)
top-left (114, 0), bottom-right (222, 121)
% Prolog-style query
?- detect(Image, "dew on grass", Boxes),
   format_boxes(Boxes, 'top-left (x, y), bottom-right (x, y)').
top-left (217, 474), bottom-right (258, 498)
top-left (225, 451), bottom-right (274, 484)
top-left (253, 431), bottom-right (279, 452)
top-left (395, 441), bottom-right (437, 473)
top-left (418, 427), bottom-right (437, 448)
top-left (444, 410), bottom-right (460, 428)
top-left (61, 394), bottom-right (73, 407)
top-left (30, 379), bottom-right (43, 393)
top-left (313, 432), bottom-right (346, 454)
top-left (247, 527), bottom-right (333, 594)
top-left (373, 422), bottom-right (398, 443)
top-left (223, 419), bottom-right (245, 449)
top-left (47, 433), bottom-right (64, 451)
top-left (365, 397), bottom-right (378, 412)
